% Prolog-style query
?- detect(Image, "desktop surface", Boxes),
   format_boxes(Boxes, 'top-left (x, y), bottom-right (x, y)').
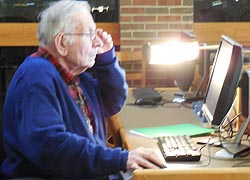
top-left (121, 88), bottom-right (203, 129)
top-left (119, 88), bottom-right (250, 169)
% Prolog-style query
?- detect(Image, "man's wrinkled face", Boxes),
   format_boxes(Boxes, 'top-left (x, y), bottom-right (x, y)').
top-left (63, 11), bottom-right (102, 74)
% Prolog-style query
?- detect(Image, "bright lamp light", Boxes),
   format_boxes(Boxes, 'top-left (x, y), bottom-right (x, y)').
top-left (149, 40), bottom-right (200, 65)
top-left (143, 32), bottom-right (203, 103)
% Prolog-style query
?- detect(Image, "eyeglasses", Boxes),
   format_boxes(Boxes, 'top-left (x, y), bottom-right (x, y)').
top-left (64, 31), bottom-right (96, 41)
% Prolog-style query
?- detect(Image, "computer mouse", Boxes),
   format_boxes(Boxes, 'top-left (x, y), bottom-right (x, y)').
top-left (134, 98), bottom-right (157, 106)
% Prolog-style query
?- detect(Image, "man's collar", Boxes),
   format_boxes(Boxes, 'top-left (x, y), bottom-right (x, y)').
top-left (35, 46), bottom-right (76, 85)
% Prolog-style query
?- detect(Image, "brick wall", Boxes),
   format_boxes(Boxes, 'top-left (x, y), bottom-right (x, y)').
top-left (119, 0), bottom-right (194, 87)
top-left (120, 0), bottom-right (194, 51)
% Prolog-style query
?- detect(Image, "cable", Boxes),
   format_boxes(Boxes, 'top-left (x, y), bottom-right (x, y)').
top-left (198, 137), bottom-right (213, 167)
top-left (218, 112), bottom-right (241, 139)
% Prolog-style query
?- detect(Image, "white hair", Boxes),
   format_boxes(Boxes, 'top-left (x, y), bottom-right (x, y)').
top-left (38, 0), bottom-right (91, 46)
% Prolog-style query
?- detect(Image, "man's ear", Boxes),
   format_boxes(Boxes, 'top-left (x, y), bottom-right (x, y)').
top-left (54, 33), bottom-right (67, 56)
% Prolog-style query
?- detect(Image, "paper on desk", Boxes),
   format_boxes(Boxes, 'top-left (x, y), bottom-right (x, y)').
top-left (129, 123), bottom-right (215, 138)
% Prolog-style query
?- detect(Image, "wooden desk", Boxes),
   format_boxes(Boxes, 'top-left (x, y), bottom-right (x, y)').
top-left (132, 168), bottom-right (250, 180)
top-left (119, 89), bottom-right (250, 179)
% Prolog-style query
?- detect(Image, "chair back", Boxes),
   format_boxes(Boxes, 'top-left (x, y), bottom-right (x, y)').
top-left (116, 51), bottom-right (146, 87)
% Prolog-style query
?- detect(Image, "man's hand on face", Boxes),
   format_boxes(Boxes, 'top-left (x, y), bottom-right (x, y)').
top-left (96, 29), bottom-right (113, 54)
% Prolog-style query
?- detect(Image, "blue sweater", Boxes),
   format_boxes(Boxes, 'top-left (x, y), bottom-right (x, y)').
top-left (1, 48), bottom-right (129, 179)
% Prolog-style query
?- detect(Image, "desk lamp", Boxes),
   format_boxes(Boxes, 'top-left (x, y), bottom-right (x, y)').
top-left (144, 32), bottom-right (200, 102)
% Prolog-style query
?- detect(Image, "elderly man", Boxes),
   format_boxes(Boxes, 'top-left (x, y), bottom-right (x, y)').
top-left (1, 1), bottom-right (165, 179)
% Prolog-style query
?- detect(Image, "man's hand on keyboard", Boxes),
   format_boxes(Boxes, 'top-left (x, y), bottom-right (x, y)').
top-left (126, 147), bottom-right (166, 170)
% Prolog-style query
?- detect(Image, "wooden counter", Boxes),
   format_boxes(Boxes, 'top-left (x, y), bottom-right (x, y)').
top-left (193, 22), bottom-right (250, 47)
top-left (0, 23), bottom-right (120, 47)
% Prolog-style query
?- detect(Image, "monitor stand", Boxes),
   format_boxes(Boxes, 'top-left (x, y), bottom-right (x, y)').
top-left (215, 116), bottom-right (250, 158)
top-left (221, 141), bottom-right (250, 157)
top-left (219, 115), bottom-right (250, 158)
top-left (215, 118), bottom-right (250, 159)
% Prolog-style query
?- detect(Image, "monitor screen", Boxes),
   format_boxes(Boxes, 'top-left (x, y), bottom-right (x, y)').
top-left (201, 35), bottom-right (243, 127)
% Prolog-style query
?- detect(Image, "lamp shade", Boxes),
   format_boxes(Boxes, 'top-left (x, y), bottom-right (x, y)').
top-left (174, 61), bottom-right (196, 92)
top-left (143, 32), bottom-right (199, 94)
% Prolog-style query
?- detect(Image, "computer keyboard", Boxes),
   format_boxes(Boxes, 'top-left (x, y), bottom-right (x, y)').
top-left (132, 87), bottom-right (162, 102)
top-left (157, 135), bottom-right (201, 162)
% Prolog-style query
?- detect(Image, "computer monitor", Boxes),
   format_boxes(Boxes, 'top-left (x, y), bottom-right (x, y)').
top-left (201, 35), bottom-right (243, 127)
